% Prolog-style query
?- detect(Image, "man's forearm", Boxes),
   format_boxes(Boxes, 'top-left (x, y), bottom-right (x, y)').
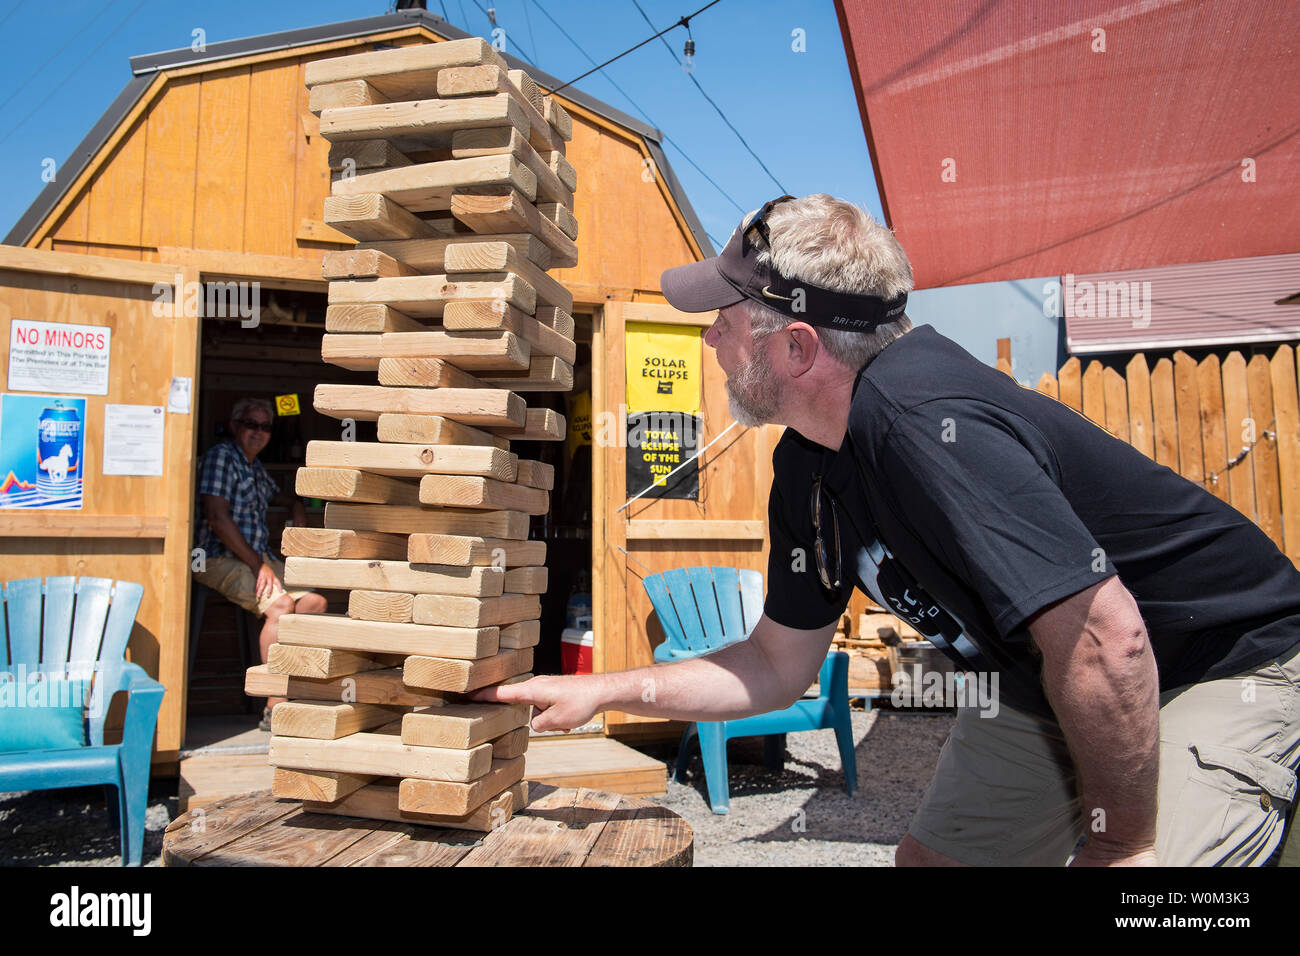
top-left (592, 637), bottom-right (794, 723)
top-left (1042, 623), bottom-right (1160, 852)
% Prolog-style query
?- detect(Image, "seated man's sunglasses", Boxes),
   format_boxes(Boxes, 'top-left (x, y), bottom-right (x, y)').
top-left (235, 418), bottom-right (273, 433)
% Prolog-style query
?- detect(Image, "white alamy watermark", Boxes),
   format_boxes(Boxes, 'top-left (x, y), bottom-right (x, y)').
top-left (890, 667), bottom-right (1000, 718)
top-left (0, 664), bottom-right (104, 716)
top-left (152, 274), bottom-right (261, 327)
top-left (1043, 274), bottom-right (1153, 328)
top-left (49, 886), bottom-right (151, 936)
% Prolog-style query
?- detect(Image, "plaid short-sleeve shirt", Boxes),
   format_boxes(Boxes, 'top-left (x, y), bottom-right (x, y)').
top-left (196, 440), bottom-right (280, 560)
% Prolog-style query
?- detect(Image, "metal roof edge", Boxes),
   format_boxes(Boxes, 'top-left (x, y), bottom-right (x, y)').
top-left (3, 73), bottom-right (155, 247)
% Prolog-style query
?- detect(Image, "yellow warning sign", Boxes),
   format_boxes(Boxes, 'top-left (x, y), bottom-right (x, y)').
top-left (275, 393), bottom-right (301, 416)
top-left (625, 321), bottom-right (701, 415)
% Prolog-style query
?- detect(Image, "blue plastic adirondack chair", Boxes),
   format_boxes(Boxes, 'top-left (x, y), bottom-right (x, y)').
top-left (0, 577), bottom-right (163, 865)
top-left (643, 566), bottom-right (857, 814)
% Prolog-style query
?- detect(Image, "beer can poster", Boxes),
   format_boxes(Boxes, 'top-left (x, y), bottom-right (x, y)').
top-left (626, 411), bottom-right (700, 501)
top-left (0, 394), bottom-right (87, 509)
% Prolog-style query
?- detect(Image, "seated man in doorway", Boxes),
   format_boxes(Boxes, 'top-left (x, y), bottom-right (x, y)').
top-left (476, 194), bottom-right (1300, 866)
top-left (193, 397), bottom-right (326, 730)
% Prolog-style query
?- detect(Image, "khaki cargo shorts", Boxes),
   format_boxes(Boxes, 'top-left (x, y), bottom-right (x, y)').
top-left (907, 640), bottom-right (1300, 866)
top-left (193, 552), bottom-right (315, 617)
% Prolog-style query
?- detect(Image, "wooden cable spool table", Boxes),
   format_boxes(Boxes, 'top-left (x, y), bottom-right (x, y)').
top-left (163, 784), bottom-right (693, 866)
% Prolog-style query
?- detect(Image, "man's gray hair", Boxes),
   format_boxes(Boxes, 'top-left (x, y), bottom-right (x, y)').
top-left (230, 397), bottom-right (273, 422)
top-left (742, 194), bottom-right (915, 369)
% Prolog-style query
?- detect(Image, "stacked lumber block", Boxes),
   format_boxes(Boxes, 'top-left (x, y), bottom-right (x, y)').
top-left (247, 38), bottom-right (577, 832)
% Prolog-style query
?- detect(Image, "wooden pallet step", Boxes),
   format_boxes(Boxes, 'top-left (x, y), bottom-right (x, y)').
top-left (284, 557), bottom-right (505, 596)
top-left (419, 475), bottom-right (550, 514)
top-left (295, 467), bottom-right (422, 505)
top-left (403, 646), bottom-right (533, 693)
top-left (314, 384), bottom-right (526, 425)
top-left (375, 413), bottom-right (509, 450)
top-left (324, 502), bottom-right (529, 539)
top-left (449, 126), bottom-right (572, 208)
top-left (323, 194), bottom-right (440, 241)
top-left (269, 730), bottom-right (493, 782)
top-left (445, 240), bottom-right (573, 311)
top-left (450, 188), bottom-right (577, 268)
top-left (488, 407), bottom-right (567, 441)
top-left (246, 664), bottom-right (451, 707)
top-left (325, 303), bottom-right (425, 333)
top-left (267, 643), bottom-right (402, 679)
top-left (319, 93), bottom-right (529, 146)
top-left (442, 301), bottom-right (575, 364)
top-left (305, 37), bottom-right (508, 100)
top-left (330, 154), bottom-right (536, 211)
top-left (278, 612), bottom-right (500, 659)
top-left (359, 233), bottom-right (551, 272)
top-left (310, 779), bottom-right (527, 832)
top-left (410, 592), bottom-right (541, 627)
top-left (408, 534), bottom-right (546, 567)
top-left (328, 273), bottom-right (536, 319)
top-left (281, 527), bottom-right (409, 561)
top-left (397, 755), bottom-right (525, 815)
top-left (270, 701), bottom-right (404, 740)
top-left (272, 767), bottom-right (375, 803)
top-left (305, 440), bottom-right (517, 480)
top-left (479, 355), bottom-right (574, 392)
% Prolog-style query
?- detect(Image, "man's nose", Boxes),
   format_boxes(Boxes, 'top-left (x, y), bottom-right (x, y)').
top-left (703, 318), bottom-right (720, 349)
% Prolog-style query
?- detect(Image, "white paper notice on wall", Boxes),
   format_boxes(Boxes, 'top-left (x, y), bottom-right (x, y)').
top-left (168, 376), bottom-right (192, 414)
top-left (7, 319), bottom-right (111, 396)
top-left (102, 404), bottom-right (165, 476)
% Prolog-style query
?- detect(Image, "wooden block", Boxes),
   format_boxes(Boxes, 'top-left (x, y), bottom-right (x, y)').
top-left (377, 357), bottom-right (487, 389)
top-left (306, 440), bottom-right (518, 480)
top-left (321, 248), bottom-right (419, 280)
top-left (270, 701), bottom-right (402, 739)
top-left (281, 527), bottom-right (408, 561)
top-left (397, 755), bottom-right (524, 815)
top-left (419, 475), bottom-right (550, 514)
top-left (314, 384), bottom-right (526, 425)
top-left (442, 301), bottom-right (576, 364)
top-left (403, 647), bottom-right (533, 693)
top-left (305, 37), bottom-right (508, 99)
top-left (542, 150), bottom-right (577, 191)
top-left (330, 154), bottom-right (537, 211)
top-left (328, 273), bottom-right (536, 319)
top-left (328, 139), bottom-right (413, 172)
top-left (411, 592), bottom-right (541, 627)
top-left (543, 96), bottom-right (573, 141)
top-left (445, 240), bottom-right (573, 311)
top-left (514, 460), bottom-right (555, 490)
top-left (376, 413), bottom-right (509, 450)
top-left (538, 202), bottom-right (578, 241)
top-left (267, 644), bottom-right (398, 679)
top-left (309, 780), bottom-right (526, 831)
top-left (284, 557), bottom-right (505, 596)
top-left (296, 468), bottom-right (422, 505)
top-left (439, 65), bottom-right (556, 154)
top-left (508, 69), bottom-right (545, 113)
top-left (273, 767), bottom-right (375, 802)
top-left (319, 94), bottom-right (529, 145)
top-left (269, 731), bottom-right (493, 782)
top-left (535, 306), bottom-right (576, 338)
top-left (359, 233), bottom-right (551, 272)
top-left (489, 726), bottom-right (530, 760)
top-left (379, 330), bottom-right (531, 370)
top-left (448, 126), bottom-right (572, 208)
top-left (321, 334), bottom-right (381, 372)
top-left (325, 303), bottom-right (424, 333)
top-left (489, 407), bottom-right (566, 441)
top-left (348, 589), bottom-right (415, 623)
top-left (278, 612), bottom-right (499, 659)
top-left (402, 701), bottom-right (530, 749)
top-left (324, 502), bottom-right (529, 539)
top-left (503, 566), bottom-right (548, 594)
top-left (408, 534), bottom-right (546, 567)
top-left (450, 188), bottom-right (577, 268)
top-left (247, 664), bottom-right (450, 707)
top-left (324, 194), bottom-right (439, 241)
top-left (479, 355), bottom-right (574, 392)
top-left (309, 79), bottom-right (388, 115)
top-left (499, 619), bottom-right (541, 648)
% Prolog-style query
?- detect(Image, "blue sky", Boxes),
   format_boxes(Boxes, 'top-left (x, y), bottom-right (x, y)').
top-left (0, 0), bottom-right (882, 249)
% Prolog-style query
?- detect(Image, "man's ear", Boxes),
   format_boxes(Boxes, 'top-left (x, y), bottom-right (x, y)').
top-left (783, 323), bottom-right (819, 377)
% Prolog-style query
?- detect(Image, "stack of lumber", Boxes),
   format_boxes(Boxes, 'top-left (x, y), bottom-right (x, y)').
top-left (832, 608), bottom-right (924, 692)
top-left (245, 38), bottom-right (577, 832)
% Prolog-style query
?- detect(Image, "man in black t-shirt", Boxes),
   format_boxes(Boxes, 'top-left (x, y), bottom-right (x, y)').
top-left (476, 194), bottom-right (1300, 866)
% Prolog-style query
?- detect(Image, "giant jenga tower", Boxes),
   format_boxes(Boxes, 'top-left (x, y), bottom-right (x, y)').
top-left (244, 38), bottom-right (577, 831)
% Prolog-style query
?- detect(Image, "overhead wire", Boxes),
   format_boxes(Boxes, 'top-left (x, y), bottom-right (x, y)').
top-left (466, 0), bottom-right (539, 64)
top-left (0, 0), bottom-right (121, 117)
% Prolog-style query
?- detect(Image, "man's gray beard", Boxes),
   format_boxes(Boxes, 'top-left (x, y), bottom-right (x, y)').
top-left (725, 341), bottom-right (783, 427)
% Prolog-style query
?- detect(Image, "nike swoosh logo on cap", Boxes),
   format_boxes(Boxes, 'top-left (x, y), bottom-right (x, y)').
top-left (761, 286), bottom-right (794, 300)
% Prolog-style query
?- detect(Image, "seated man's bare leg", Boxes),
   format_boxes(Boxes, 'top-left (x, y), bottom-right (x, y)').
top-left (294, 592), bottom-right (328, 615)
top-left (895, 833), bottom-right (968, 867)
top-left (260, 593), bottom-right (295, 709)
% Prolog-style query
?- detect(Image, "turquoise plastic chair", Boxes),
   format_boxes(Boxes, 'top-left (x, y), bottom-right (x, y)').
top-left (643, 566), bottom-right (858, 814)
top-left (0, 577), bottom-right (163, 865)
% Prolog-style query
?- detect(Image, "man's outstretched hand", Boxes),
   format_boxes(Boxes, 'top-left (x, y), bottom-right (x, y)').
top-left (469, 674), bottom-right (607, 732)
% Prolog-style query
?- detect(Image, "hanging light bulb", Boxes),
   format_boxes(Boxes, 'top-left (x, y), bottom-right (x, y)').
top-left (682, 36), bottom-right (695, 73)
top-left (487, 7), bottom-right (497, 26)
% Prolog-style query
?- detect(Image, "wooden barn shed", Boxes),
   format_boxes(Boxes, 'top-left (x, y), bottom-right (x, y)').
top-left (1, 9), bottom-right (779, 774)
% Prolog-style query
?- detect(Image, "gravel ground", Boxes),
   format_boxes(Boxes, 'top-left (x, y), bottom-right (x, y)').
top-left (643, 707), bottom-right (955, 866)
top-left (0, 705), bottom-right (953, 867)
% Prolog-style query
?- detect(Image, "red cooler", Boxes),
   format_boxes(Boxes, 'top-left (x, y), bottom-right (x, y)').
top-left (561, 627), bottom-right (594, 674)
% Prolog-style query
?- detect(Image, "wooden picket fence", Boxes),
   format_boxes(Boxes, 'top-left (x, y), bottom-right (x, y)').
top-left (994, 344), bottom-right (1300, 569)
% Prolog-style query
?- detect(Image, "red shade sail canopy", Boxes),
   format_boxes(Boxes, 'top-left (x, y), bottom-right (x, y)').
top-left (835, 0), bottom-right (1300, 289)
